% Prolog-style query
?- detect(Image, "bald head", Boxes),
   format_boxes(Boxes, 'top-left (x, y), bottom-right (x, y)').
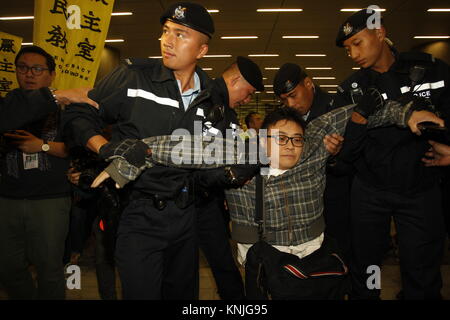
top-left (222, 63), bottom-right (256, 108)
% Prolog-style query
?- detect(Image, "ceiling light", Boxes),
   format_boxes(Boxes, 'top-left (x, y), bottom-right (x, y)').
top-left (204, 55), bottom-right (232, 58)
top-left (0, 12), bottom-right (133, 20)
top-left (202, 68), bottom-right (213, 71)
top-left (283, 36), bottom-right (319, 39)
top-left (352, 67), bottom-right (361, 70)
top-left (111, 12), bottom-right (133, 16)
top-left (265, 67), bottom-right (280, 70)
top-left (306, 67), bottom-right (332, 70)
top-left (414, 36), bottom-right (450, 39)
top-left (0, 16), bottom-right (34, 20)
top-left (340, 8), bottom-right (386, 12)
top-left (207, 9), bottom-right (220, 13)
top-left (22, 42), bottom-right (33, 45)
top-left (149, 56), bottom-right (162, 59)
top-left (263, 78), bottom-right (268, 80)
top-left (266, 91), bottom-right (275, 94)
top-left (257, 9), bottom-right (303, 12)
top-left (248, 54), bottom-right (279, 57)
top-left (320, 85), bottom-right (338, 88)
top-left (221, 36), bottom-right (258, 39)
top-left (427, 9), bottom-right (450, 12)
top-left (328, 91), bottom-right (338, 94)
top-left (105, 39), bottom-right (125, 42)
top-left (264, 85), bottom-right (273, 87)
top-left (313, 77), bottom-right (336, 80)
top-left (296, 54), bottom-right (326, 57)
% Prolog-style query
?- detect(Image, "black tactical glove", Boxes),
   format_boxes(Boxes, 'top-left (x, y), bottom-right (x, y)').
top-left (195, 164), bottom-right (261, 189)
top-left (353, 87), bottom-right (384, 119)
top-left (204, 104), bottom-right (225, 126)
top-left (99, 139), bottom-right (150, 168)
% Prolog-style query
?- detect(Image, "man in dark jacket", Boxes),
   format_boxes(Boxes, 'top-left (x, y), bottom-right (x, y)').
top-left (62, 2), bottom-right (218, 300)
top-left (335, 8), bottom-right (450, 299)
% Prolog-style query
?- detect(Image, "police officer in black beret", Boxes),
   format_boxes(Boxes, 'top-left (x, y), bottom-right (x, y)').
top-left (194, 56), bottom-right (263, 300)
top-left (62, 2), bottom-right (217, 299)
top-left (335, 8), bottom-right (450, 300)
top-left (273, 63), bottom-right (353, 263)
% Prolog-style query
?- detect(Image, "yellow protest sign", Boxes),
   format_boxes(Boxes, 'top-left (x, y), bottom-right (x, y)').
top-left (33, 0), bottom-right (115, 89)
top-left (0, 32), bottom-right (22, 97)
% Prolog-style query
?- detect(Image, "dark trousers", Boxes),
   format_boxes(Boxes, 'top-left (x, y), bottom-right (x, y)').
top-left (197, 195), bottom-right (245, 300)
top-left (93, 216), bottom-right (117, 300)
top-left (350, 177), bottom-right (445, 300)
top-left (0, 197), bottom-right (70, 300)
top-left (115, 199), bottom-right (198, 300)
top-left (323, 174), bottom-right (352, 263)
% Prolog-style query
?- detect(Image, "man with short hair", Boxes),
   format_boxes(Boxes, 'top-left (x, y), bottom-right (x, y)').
top-left (194, 56), bottom-right (264, 299)
top-left (62, 2), bottom-right (217, 300)
top-left (335, 8), bottom-right (450, 299)
top-left (273, 62), bottom-right (352, 262)
top-left (245, 112), bottom-right (263, 133)
top-left (0, 45), bottom-right (71, 299)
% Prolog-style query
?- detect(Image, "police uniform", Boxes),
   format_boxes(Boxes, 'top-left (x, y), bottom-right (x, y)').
top-left (63, 2), bottom-right (215, 300)
top-left (335, 9), bottom-right (450, 299)
top-left (274, 63), bottom-right (353, 263)
top-left (193, 57), bottom-right (264, 299)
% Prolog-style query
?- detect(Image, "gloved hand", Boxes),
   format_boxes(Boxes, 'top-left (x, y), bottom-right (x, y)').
top-left (204, 104), bottom-right (225, 126)
top-left (195, 164), bottom-right (261, 189)
top-left (224, 164), bottom-right (261, 188)
top-left (353, 87), bottom-right (384, 119)
top-left (99, 139), bottom-right (151, 168)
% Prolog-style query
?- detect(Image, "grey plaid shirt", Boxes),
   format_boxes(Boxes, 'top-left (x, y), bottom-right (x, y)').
top-left (106, 101), bottom-right (415, 245)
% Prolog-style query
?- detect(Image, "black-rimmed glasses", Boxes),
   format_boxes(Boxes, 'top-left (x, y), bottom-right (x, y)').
top-left (15, 64), bottom-right (50, 76)
top-left (267, 135), bottom-right (305, 147)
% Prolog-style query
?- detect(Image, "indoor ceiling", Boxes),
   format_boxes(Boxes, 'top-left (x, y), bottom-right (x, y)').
top-left (1, 0), bottom-right (450, 119)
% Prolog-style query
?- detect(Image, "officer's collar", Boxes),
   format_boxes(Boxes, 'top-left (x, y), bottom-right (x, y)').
top-left (212, 77), bottom-right (230, 107)
top-left (364, 47), bottom-right (408, 76)
top-left (151, 60), bottom-right (211, 88)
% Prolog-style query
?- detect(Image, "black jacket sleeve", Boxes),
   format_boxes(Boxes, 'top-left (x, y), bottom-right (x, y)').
top-left (0, 88), bottom-right (58, 133)
top-left (61, 64), bottom-right (132, 148)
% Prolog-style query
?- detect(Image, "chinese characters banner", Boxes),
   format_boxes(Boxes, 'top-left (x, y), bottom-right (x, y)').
top-left (0, 31), bottom-right (22, 98)
top-left (33, 0), bottom-right (115, 89)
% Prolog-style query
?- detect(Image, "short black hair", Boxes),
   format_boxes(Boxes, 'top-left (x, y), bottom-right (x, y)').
top-left (15, 45), bottom-right (56, 72)
top-left (245, 111), bottom-right (260, 128)
top-left (261, 107), bottom-right (306, 132)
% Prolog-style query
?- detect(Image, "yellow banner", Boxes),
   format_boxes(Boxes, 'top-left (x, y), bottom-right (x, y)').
top-left (33, 0), bottom-right (115, 89)
top-left (0, 32), bottom-right (22, 97)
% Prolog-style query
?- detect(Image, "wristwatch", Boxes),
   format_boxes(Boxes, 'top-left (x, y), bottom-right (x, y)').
top-left (41, 139), bottom-right (50, 152)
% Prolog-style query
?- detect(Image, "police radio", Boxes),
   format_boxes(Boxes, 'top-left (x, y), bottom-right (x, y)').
top-left (409, 66), bottom-right (426, 93)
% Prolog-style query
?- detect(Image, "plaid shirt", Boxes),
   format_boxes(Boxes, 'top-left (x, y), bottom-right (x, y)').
top-left (107, 101), bottom-right (414, 245)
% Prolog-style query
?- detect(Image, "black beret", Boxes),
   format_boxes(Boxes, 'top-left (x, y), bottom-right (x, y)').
top-left (273, 63), bottom-right (308, 96)
top-left (237, 56), bottom-right (264, 92)
top-left (335, 8), bottom-right (384, 47)
top-left (160, 2), bottom-right (215, 38)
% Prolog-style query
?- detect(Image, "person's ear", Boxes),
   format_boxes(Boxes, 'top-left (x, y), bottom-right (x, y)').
top-left (196, 43), bottom-right (209, 59)
top-left (303, 77), bottom-right (313, 90)
top-left (375, 26), bottom-right (386, 43)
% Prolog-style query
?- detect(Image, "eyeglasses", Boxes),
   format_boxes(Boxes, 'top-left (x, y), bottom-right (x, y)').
top-left (267, 135), bottom-right (305, 147)
top-left (15, 64), bottom-right (49, 76)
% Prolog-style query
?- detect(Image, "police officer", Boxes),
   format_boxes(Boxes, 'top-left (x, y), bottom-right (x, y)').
top-left (273, 63), bottom-right (353, 262)
top-left (194, 56), bottom-right (264, 299)
top-left (62, 2), bottom-right (216, 300)
top-left (335, 8), bottom-right (450, 299)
